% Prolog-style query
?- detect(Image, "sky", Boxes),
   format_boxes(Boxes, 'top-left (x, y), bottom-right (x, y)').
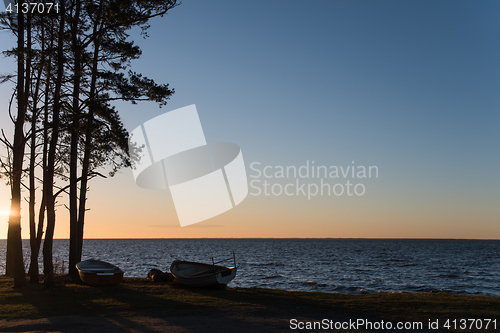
top-left (0, 0), bottom-right (499, 239)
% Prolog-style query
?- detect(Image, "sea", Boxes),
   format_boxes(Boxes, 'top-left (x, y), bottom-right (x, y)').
top-left (0, 239), bottom-right (499, 296)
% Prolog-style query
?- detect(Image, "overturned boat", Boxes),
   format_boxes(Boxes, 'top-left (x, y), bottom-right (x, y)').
top-left (76, 259), bottom-right (124, 287)
top-left (170, 253), bottom-right (237, 288)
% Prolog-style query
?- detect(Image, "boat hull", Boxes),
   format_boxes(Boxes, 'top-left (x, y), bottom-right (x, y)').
top-left (76, 259), bottom-right (124, 287)
top-left (170, 260), bottom-right (237, 288)
top-left (78, 271), bottom-right (124, 287)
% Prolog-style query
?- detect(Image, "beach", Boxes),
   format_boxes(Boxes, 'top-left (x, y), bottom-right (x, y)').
top-left (1, 276), bottom-right (498, 332)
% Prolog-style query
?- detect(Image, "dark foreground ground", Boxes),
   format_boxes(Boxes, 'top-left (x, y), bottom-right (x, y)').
top-left (0, 276), bottom-right (499, 332)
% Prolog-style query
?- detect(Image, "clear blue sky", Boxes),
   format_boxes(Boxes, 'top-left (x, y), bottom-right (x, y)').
top-left (0, 0), bottom-right (499, 238)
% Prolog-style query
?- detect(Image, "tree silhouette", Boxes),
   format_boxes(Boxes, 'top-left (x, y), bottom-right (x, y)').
top-left (0, 0), bottom-right (178, 287)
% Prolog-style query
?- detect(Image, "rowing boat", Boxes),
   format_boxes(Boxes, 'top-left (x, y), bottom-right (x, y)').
top-left (76, 259), bottom-right (124, 287)
top-left (169, 253), bottom-right (237, 288)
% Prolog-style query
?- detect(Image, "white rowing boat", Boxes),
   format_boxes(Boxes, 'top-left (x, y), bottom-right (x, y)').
top-left (169, 253), bottom-right (237, 288)
top-left (76, 259), bottom-right (124, 287)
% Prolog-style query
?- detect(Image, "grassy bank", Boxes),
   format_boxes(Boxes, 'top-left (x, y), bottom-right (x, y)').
top-left (1, 276), bottom-right (499, 330)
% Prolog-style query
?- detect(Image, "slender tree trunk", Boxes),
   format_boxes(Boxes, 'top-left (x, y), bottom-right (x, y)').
top-left (43, 1), bottom-right (65, 288)
top-left (35, 19), bottom-right (55, 261)
top-left (77, 6), bottom-right (101, 263)
top-left (69, 0), bottom-right (82, 279)
top-left (28, 13), bottom-right (47, 283)
top-left (25, 12), bottom-right (41, 284)
top-left (7, 2), bottom-right (27, 288)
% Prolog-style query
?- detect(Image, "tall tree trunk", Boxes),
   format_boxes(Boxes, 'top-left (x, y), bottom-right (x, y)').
top-left (35, 18), bottom-right (55, 262)
top-left (43, 1), bottom-right (65, 288)
top-left (69, 0), bottom-right (82, 279)
top-left (25, 12), bottom-right (41, 284)
top-left (6, 2), bottom-right (27, 288)
top-left (77, 5), bottom-right (101, 263)
top-left (28, 12), bottom-right (47, 283)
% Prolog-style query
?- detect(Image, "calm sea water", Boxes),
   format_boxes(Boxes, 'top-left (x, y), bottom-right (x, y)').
top-left (0, 239), bottom-right (499, 296)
